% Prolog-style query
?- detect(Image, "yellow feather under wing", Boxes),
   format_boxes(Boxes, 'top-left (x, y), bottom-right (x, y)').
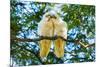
top-left (38, 20), bottom-right (53, 58)
top-left (39, 40), bottom-right (51, 58)
top-left (54, 38), bottom-right (65, 58)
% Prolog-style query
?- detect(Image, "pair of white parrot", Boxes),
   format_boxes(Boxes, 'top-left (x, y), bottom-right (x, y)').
top-left (38, 10), bottom-right (68, 59)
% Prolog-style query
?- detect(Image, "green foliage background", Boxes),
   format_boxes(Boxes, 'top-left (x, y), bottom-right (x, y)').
top-left (10, 0), bottom-right (95, 66)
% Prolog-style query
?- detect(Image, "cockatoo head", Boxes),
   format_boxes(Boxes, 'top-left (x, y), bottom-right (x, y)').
top-left (43, 10), bottom-right (60, 21)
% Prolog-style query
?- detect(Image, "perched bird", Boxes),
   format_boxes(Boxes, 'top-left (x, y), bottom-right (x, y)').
top-left (38, 10), bottom-right (68, 59)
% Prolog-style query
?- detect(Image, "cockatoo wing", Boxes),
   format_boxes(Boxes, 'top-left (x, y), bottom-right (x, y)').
top-left (54, 20), bottom-right (68, 58)
top-left (38, 20), bottom-right (53, 58)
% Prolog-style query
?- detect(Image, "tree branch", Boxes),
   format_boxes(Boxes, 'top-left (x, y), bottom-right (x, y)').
top-left (11, 36), bottom-right (67, 42)
top-left (11, 36), bottom-right (94, 48)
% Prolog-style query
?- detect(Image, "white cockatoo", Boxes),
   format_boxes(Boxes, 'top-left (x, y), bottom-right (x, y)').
top-left (38, 10), bottom-right (68, 59)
